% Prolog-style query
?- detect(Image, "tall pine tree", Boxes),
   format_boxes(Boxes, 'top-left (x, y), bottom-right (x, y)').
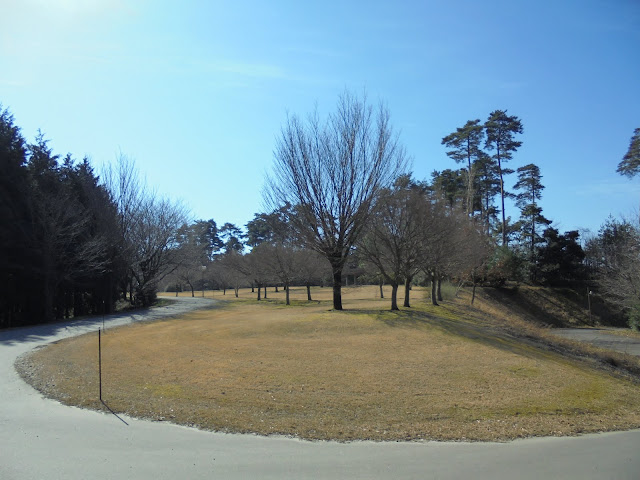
top-left (441, 119), bottom-right (485, 215)
top-left (485, 110), bottom-right (523, 246)
top-left (513, 163), bottom-right (550, 264)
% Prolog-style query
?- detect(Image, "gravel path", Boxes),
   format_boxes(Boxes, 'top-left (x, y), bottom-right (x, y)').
top-left (2, 297), bottom-right (640, 480)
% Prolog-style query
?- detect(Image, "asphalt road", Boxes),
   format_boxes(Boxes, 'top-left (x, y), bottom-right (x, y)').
top-left (550, 328), bottom-right (640, 356)
top-left (2, 297), bottom-right (639, 480)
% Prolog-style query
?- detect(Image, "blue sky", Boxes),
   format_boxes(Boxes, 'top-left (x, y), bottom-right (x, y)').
top-left (2, 0), bottom-right (639, 237)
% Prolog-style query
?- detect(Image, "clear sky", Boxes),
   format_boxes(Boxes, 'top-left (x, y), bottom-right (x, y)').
top-left (2, 0), bottom-right (639, 237)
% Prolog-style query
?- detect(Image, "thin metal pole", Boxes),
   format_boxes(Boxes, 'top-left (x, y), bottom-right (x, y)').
top-left (99, 329), bottom-right (102, 401)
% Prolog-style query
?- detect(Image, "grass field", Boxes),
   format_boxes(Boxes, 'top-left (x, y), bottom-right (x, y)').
top-left (18, 285), bottom-right (640, 442)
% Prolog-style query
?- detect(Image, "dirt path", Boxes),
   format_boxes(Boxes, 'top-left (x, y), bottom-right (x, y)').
top-left (550, 328), bottom-right (640, 356)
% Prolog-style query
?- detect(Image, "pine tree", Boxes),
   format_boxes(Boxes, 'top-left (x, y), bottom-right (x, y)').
top-left (513, 163), bottom-right (550, 265)
top-left (485, 110), bottom-right (523, 246)
top-left (617, 128), bottom-right (640, 178)
top-left (441, 119), bottom-right (485, 215)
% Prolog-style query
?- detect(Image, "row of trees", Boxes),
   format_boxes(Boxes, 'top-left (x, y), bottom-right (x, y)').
top-left (169, 94), bottom-right (583, 311)
top-left (169, 112), bottom-right (638, 327)
top-left (3, 92), bottom-right (636, 328)
top-left (0, 105), bottom-right (187, 328)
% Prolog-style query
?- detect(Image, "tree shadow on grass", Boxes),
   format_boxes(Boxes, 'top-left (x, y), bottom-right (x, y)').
top-left (479, 287), bottom-right (594, 328)
top-left (370, 306), bottom-right (559, 362)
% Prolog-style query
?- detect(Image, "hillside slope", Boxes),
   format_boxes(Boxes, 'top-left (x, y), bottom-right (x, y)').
top-left (470, 284), bottom-right (624, 329)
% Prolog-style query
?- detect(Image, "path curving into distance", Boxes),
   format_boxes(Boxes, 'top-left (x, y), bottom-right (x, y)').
top-left (1, 297), bottom-right (639, 480)
top-left (550, 328), bottom-right (640, 357)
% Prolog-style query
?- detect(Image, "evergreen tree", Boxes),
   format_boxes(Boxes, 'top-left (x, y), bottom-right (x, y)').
top-left (219, 223), bottom-right (245, 254)
top-left (535, 228), bottom-right (585, 285)
top-left (485, 110), bottom-right (523, 246)
top-left (473, 152), bottom-right (501, 237)
top-left (513, 163), bottom-right (551, 265)
top-left (441, 119), bottom-right (485, 215)
top-left (430, 169), bottom-right (465, 208)
top-left (617, 128), bottom-right (640, 178)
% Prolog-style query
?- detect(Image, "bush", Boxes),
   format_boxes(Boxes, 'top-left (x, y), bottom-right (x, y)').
top-left (485, 246), bottom-right (525, 286)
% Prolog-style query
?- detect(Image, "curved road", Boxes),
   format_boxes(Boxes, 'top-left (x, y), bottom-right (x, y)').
top-left (551, 328), bottom-right (640, 356)
top-left (1, 298), bottom-right (639, 479)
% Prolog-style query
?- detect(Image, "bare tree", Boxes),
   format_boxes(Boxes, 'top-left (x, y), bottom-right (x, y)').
top-left (260, 243), bottom-right (299, 305)
top-left (295, 248), bottom-right (331, 301)
top-left (265, 90), bottom-right (408, 310)
top-left (104, 155), bottom-right (188, 306)
top-left (589, 218), bottom-right (640, 328)
top-left (210, 252), bottom-right (245, 297)
top-left (357, 176), bottom-right (427, 310)
top-left (174, 222), bottom-right (209, 297)
top-left (420, 198), bottom-right (463, 306)
top-left (451, 217), bottom-right (492, 305)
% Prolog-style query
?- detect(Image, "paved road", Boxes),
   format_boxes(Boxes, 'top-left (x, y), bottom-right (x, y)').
top-left (2, 298), bottom-right (640, 480)
top-left (551, 328), bottom-right (640, 356)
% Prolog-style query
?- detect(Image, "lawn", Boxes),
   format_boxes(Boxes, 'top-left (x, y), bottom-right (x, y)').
top-left (17, 285), bottom-right (640, 441)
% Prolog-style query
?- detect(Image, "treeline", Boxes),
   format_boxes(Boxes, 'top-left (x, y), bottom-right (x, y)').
top-left (2, 96), bottom-right (638, 329)
top-left (168, 95), bottom-right (588, 313)
top-left (0, 106), bottom-right (186, 328)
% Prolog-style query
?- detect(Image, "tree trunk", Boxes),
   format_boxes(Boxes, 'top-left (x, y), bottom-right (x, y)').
top-left (264, 285), bottom-right (267, 299)
top-left (430, 274), bottom-right (439, 306)
top-left (332, 265), bottom-right (343, 310)
top-left (497, 149), bottom-right (507, 246)
top-left (306, 284), bottom-right (312, 301)
top-left (257, 283), bottom-right (261, 301)
top-left (390, 282), bottom-right (399, 310)
top-left (437, 278), bottom-right (443, 302)
top-left (43, 279), bottom-right (55, 323)
top-left (403, 276), bottom-right (412, 307)
top-left (234, 286), bottom-right (239, 298)
top-left (466, 157), bottom-right (474, 216)
top-left (471, 282), bottom-right (477, 306)
top-left (379, 280), bottom-right (384, 299)
top-left (285, 282), bottom-right (290, 305)
top-left (275, 285), bottom-right (279, 293)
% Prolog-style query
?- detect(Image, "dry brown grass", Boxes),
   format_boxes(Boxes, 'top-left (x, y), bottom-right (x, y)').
top-left (18, 285), bottom-right (640, 442)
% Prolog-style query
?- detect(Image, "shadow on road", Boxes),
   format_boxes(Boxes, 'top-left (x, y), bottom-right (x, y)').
top-left (101, 400), bottom-right (129, 426)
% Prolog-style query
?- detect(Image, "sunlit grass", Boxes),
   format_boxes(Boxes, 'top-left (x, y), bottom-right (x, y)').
top-left (19, 285), bottom-right (640, 442)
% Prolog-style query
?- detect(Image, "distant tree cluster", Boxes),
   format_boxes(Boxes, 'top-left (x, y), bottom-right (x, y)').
top-left (165, 205), bottom-right (331, 305)
top-left (437, 111), bottom-right (589, 286)
top-left (0, 105), bottom-right (186, 328)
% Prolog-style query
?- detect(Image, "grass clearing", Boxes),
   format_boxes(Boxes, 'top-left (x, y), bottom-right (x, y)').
top-left (17, 285), bottom-right (640, 442)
